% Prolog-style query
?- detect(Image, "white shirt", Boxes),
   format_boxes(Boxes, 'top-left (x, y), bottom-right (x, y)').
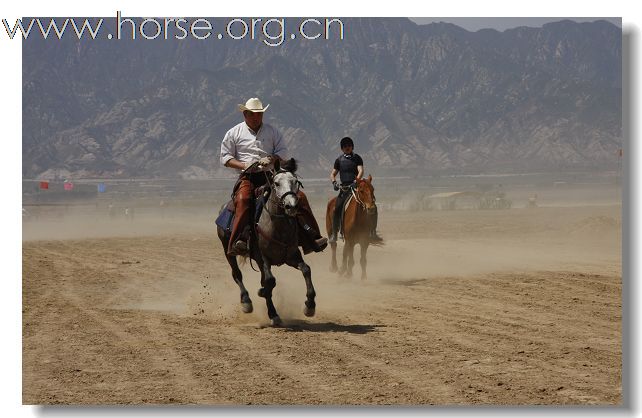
top-left (220, 122), bottom-right (288, 170)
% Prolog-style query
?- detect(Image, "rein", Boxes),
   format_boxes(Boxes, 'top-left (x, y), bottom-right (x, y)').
top-left (351, 187), bottom-right (366, 210)
top-left (262, 169), bottom-right (302, 218)
top-left (254, 168), bottom-right (299, 250)
top-left (344, 181), bottom-right (375, 212)
top-left (341, 182), bottom-right (367, 211)
top-left (262, 192), bottom-right (291, 219)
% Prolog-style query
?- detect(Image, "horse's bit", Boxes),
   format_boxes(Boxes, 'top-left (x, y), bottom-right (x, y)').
top-left (265, 170), bottom-right (302, 215)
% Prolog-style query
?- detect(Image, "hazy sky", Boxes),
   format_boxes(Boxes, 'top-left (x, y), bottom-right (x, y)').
top-left (409, 17), bottom-right (622, 32)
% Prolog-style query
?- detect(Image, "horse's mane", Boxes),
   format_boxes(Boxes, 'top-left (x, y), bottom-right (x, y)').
top-left (356, 177), bottom-right (373, 189)
top-left (279, 158), bottom-right (298, 174)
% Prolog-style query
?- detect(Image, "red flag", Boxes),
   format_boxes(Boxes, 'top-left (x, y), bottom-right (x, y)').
top-left (64, 182), bottom-right (74, 191)
top-left (39, 181), bottom-right (49, 190)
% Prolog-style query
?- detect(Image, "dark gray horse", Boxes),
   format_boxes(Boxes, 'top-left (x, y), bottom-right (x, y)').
top-left (217, 158), bottom-right (316, 326)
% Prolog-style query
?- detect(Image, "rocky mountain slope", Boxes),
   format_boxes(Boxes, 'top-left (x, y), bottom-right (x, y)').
top-left (22, 18), bottom-right (622, 178)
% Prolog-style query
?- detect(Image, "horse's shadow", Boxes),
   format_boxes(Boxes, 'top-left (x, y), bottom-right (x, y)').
top-left (280, 320), bottom-right (383, 334)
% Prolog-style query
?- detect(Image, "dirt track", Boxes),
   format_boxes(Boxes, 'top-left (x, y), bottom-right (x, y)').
top-left (22, 205), bottom-right (622, 405)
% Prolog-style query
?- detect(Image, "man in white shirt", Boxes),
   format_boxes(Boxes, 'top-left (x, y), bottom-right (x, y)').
top-left (221, 97), bottom-right (328, 256)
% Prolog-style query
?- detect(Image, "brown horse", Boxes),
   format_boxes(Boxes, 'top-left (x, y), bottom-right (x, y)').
top-left (325, 175), bottom-right (378, 280)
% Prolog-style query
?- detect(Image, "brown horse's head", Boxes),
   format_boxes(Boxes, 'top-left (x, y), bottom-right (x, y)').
top-left (356, 175), bottom-right (376, 215)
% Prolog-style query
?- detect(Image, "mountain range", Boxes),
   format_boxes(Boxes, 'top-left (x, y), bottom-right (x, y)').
top-left (22, 17), bottom-right (622, 179)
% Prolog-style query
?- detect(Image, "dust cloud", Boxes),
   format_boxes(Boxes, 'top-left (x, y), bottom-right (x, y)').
top-left (23, 174), bottom-right (622, 319)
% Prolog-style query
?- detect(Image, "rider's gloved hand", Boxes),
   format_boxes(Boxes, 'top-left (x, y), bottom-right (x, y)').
top-left (332, 181), bottom-right (339, 191)
top-left (258, 155), bottom-right (273, 167)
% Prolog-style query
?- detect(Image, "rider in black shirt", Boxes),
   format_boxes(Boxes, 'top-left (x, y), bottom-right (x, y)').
top-left (329, 137), bottom-right (382, 243)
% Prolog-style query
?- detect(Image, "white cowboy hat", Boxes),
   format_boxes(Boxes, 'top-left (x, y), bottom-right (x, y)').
top-left (238, 97), bottom-right (270, 113)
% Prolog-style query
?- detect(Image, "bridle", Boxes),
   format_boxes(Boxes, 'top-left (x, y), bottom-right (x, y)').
top-left (240, 161), bottom-right (302, 217)
top-left (274, 170), bottom-right (301, 201)
top-left (240, 162), bottom-right (304, 265)
top-left (264, 169), bottom-right (303, 217)
top-left (252, 167), bottom-right (302, 256)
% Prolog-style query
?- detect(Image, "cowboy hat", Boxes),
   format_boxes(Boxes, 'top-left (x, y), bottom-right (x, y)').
top-left (238, 97), bottom-right (270, 113)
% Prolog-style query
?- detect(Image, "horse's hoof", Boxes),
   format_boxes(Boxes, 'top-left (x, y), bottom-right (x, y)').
top-left (303, 306), bottom-right (315, 317)
top-left (241, 302), bottom-right (253, 313)
top-left (329, 265), bottom-right (338, 273)
top-left (258, 288), bottom-right (266, 298)
top-left (270, 316), bottom-right (282, 327)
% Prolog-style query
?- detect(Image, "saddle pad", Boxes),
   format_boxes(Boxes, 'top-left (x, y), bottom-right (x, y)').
top-left (215, 200), bottom-right (234, 232)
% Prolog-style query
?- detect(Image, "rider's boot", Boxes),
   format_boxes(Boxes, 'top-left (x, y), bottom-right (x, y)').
top-left (328, 222), bottom-right (339, 243)
top-left (228, 226), bottom-right (250, 257)
top-left (230, 239), bottom-right (249, 256)
top-left (369, 230), bottom-right (384, 243)
top-left (313, 237), bottom-right (328, 251)
top-left (300, 222), bottom-right (328, 254)
top-left (368, 205), bottom-right (383, 243)
top-left (329, 203), bottom-right (342, 243)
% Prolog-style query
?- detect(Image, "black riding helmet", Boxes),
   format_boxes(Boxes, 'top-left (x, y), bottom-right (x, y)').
top-left (340, 136), bottom-right (354, 149)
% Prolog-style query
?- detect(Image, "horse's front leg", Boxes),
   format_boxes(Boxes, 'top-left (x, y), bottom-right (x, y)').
top-left (258, 257), bottom-right (280, 326)
top-left (339, 241), bottom-right (349, 277)
top-left (348, 242), bottom-right (356, 278)
top-left (330, 242), bottom-right (338, 273)
top-left (287, 251), bottom-right (316, 317)
top-left (344, 241), bottom-right (355, 278)
top-left (359, 241), bottom-right (369, 281)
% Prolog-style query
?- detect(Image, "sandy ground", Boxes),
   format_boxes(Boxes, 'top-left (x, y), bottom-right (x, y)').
top-left (22, 204), bottom-right (622, 405)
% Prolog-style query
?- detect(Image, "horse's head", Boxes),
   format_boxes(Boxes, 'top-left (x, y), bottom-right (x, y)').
top-left (355, 175), bottom-right (376, 215)
top-left (272, 158), bottom-right (301, 217)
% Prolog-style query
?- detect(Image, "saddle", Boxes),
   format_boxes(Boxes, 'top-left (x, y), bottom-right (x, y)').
top-left (214, 200), bottom-right (236, 233)
top-left (253, 185), bottom-right (271, 222)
